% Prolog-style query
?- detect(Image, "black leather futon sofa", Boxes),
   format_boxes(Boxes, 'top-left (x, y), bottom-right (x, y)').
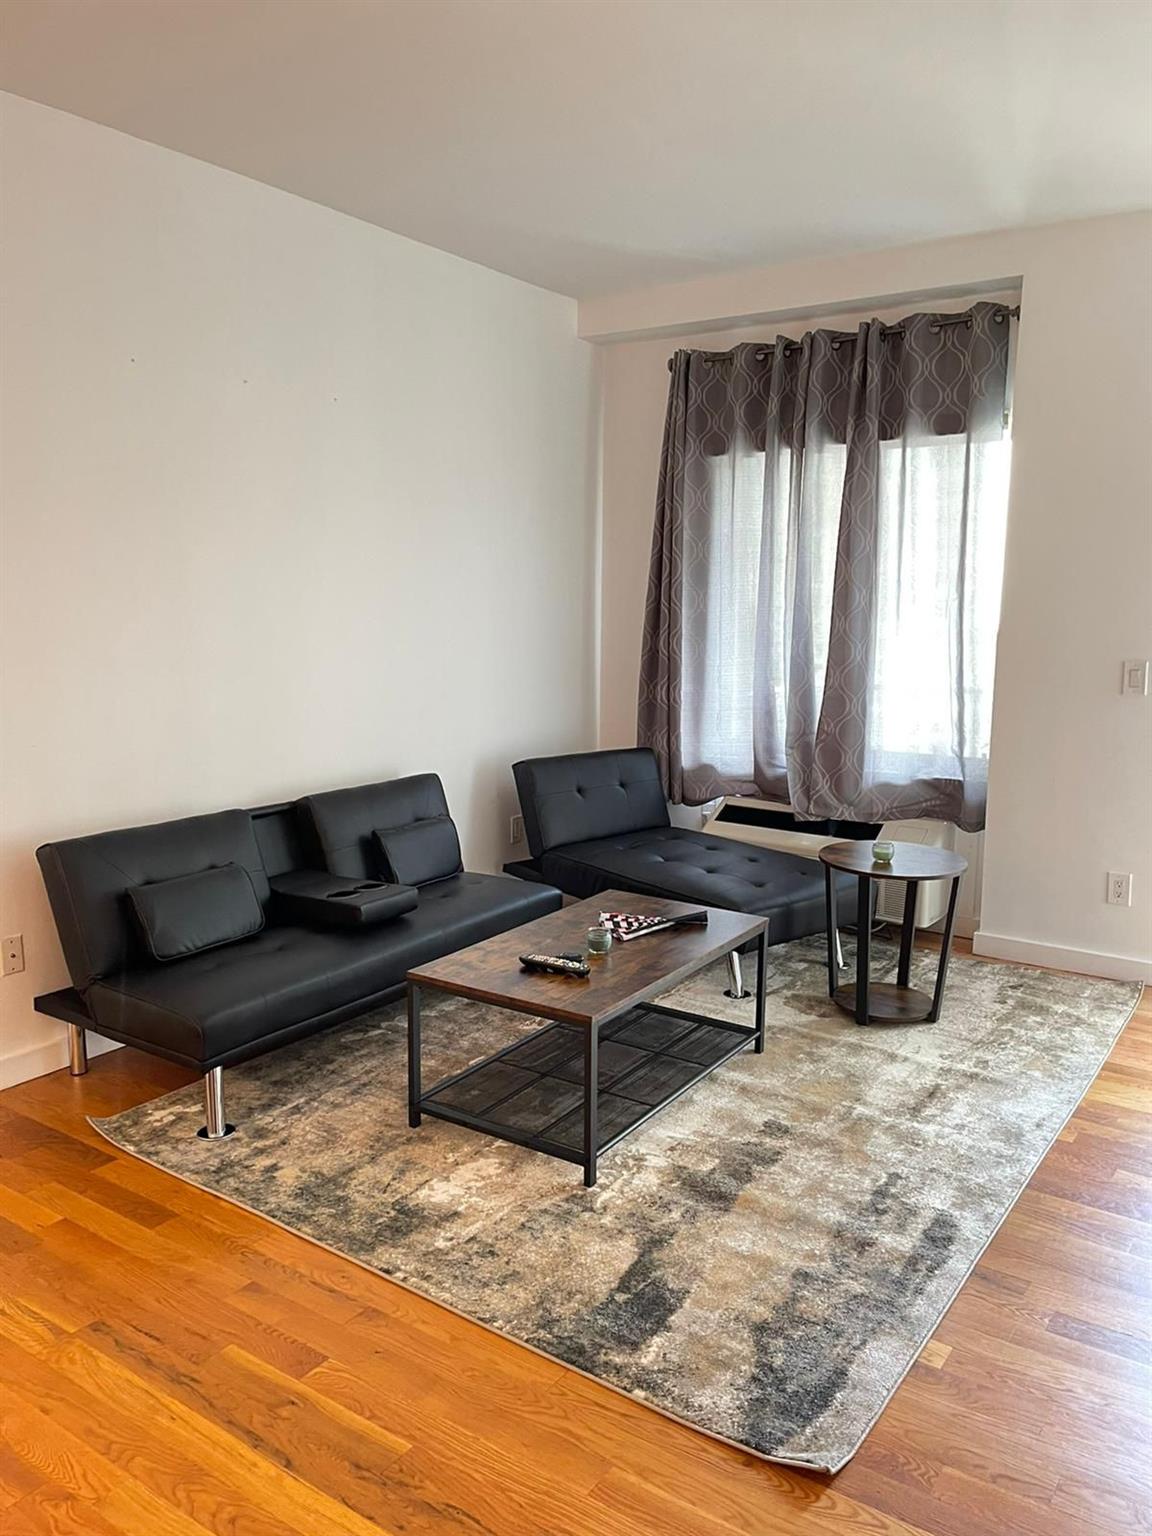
top-left (35, 773), bottom-right (560, 1136)
top-left (507, 747), bottom-right (860, 995)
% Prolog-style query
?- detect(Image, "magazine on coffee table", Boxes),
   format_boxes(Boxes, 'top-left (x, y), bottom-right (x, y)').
top-left (598, 909), bottom-right (707, 942)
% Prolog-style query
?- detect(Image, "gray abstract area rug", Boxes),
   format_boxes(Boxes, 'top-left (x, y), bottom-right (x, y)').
top-left (93, 937), bottom-right (1140, 1473)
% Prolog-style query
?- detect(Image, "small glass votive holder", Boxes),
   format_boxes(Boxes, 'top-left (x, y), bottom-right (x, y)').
top-left (587, 925), bottom-right (613, 955)
top-left (872, 840), bottom-right (895, 865)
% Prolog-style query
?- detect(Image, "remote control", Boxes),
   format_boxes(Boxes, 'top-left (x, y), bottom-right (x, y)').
top-left (519, 952), bottom-right (591, 978)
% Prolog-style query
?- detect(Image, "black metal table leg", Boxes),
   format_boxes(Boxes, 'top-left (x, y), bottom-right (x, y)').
top-left (754, 930), bottom-right (767, 1052)
top-left (928, 875), bottom-right (962, 1022)
top-left (821, 841), bottom-right (967, 1028)
top-left (407, 983), bottom-right (422, 1127)
top-left (824, 864), bottom-right (838, 998)
top-left (855, 875), bottom-right (872, 1025)
top-left (583, 1023), bottom-right (599, 1187)
top-left (897, 880), bottom-right (919, 987)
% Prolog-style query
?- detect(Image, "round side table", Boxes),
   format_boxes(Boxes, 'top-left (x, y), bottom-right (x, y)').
top-left (818, 840), bottom-right (968, 1025)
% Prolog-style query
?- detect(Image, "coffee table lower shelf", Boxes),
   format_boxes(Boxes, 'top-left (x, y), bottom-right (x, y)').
top-left (409, 999), bottom-right (758, 1186)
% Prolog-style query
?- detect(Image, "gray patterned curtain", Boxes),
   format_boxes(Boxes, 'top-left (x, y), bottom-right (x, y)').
top-left (637, 303), bottom-right (1013, 831)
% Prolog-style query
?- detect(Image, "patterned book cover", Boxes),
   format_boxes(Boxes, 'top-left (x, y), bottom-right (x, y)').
top-left (598, 910), bottom-right (677, 942)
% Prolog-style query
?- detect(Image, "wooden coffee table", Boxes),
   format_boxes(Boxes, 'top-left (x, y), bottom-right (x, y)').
top-left (406, 891), bottom-right (769, 1186)
top-left (818, 840), bottom-right (968, 1026)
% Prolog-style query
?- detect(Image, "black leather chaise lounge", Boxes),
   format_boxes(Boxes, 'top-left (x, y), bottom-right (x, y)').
top-left (507, 747), bottom-right (860, 996)
top-left (35, 773), bottom-right (560, 1137)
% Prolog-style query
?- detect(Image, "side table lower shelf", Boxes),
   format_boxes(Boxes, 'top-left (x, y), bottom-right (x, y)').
top-left (831, 981), bottom-right (937, 1024)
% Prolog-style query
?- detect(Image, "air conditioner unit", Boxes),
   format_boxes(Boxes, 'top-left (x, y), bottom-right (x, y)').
top-left (701, 798), bottom-right (953, 930)
top-left (701, 797), bottom-right (841, 860)
top-left (871, 819), bottom-right (954, 929)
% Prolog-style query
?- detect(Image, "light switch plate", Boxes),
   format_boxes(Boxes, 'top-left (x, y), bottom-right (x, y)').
top-left (1121, 659), bottom-right (1149, 696)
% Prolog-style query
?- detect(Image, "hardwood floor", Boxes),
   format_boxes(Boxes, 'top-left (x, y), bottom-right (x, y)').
top-left (1, 945), bottom-right (1149, 1536)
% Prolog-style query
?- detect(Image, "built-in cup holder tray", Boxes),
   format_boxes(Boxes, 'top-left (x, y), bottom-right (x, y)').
top-left (270, 872), bottom-right (419, 929)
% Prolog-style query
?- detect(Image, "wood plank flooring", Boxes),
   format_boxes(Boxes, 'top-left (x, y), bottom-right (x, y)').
top-left (0, 942), bottom-right (1149, 1536)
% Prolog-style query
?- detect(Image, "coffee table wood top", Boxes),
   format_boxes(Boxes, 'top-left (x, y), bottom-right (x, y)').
top-left (819, 839), bottom-right (968, 881)
top-left (407, 890), bottom-right (768, 1027)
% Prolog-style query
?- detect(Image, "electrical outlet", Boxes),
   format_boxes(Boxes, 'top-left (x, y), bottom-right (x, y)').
top-left (1107, 872), bottom-right (1133, 907)
top-left (1121, 659), bottom-right (1150, 696)
top-left (2, 934), bottom-right (24, 975)
top-left (509, 813), bottom-right (525, 846)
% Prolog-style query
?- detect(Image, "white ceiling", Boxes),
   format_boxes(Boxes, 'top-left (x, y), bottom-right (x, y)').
top-left (2, 0), bottom-right (1150, 299)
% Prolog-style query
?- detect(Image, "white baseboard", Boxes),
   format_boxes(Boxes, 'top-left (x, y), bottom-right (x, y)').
top-left (0, 1030), bottom-right (121, 1090)
top-left (972, 930), bottom-right (1152, 984)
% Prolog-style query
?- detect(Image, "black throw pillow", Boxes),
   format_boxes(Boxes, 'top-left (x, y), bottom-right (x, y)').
top-left (373, 815), bottom-right (462, 887)
top-left (129, 863), bottom-right (265, 962)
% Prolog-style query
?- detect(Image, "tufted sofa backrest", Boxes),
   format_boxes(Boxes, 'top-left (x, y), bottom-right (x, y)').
top-left (300, 773), bottom-right (455, 881)
top-left (512, 749), bottom-right (670, 858)
top-left (37, 810), bottom-right (270, 989)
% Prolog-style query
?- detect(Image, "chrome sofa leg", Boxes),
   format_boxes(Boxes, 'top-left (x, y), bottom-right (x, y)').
top-left (198, 1067), bottom-right (235, 1139)
top-left (724, 950), bottom-right (751, 999)
top-left (835, 929), bottom-right (845, 970)
top-left (67, 1023), bottom-right (89, 1076)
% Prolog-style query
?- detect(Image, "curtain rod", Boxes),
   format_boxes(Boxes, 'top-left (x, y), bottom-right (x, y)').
top-left (666, 304), bottom-right (1021, 370)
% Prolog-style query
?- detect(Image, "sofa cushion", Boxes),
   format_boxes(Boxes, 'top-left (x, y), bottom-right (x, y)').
top-left (373, 815), bottom-right (462, 887)
top-left (36, 809), bottom-right (270, 989)
top-left (538, 827), bottom-right (856, 944)
top-left (87, 872), bottom-right (562, 1068)
top-left (512, 749), bottom-right (670, 858)
top-left (303, 774), bottom-right (455, 882)
top-left (129, 864), bottom-right (265, 961)
top-left (88, 925), bottom-right (386, 1064)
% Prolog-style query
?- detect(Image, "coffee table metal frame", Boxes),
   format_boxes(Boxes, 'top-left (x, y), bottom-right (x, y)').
top-left (407, 929), bottom-right (767, 1188)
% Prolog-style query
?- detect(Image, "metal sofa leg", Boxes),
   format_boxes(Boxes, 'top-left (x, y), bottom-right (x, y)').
top-left (67, 1024), bottom-right (89, 1076)
top-left (835, 929), bottom-right (845, 970)
top-left (724, 950), bottom-right (751, 1000)
top-left (198, 1067), bottom-right (235, 1139)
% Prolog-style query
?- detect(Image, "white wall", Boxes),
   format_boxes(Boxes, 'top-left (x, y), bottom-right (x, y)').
top-left (586, 214), bottom-right (1152, 982)
top-left (0, 94), bottom-right (597, 1086)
